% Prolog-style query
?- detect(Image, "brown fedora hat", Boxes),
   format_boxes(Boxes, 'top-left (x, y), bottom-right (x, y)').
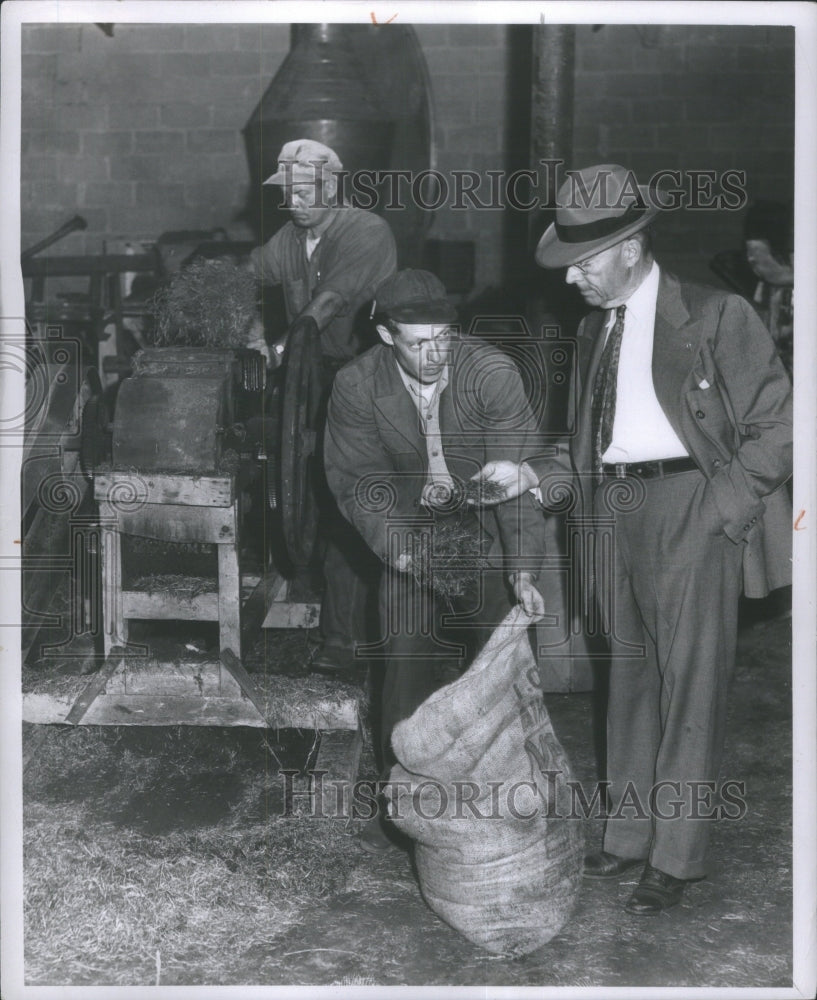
top-left (535, 163), bottom-right (660, 269)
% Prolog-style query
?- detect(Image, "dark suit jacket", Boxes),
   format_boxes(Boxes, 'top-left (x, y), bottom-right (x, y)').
top-left (530, 269), bottom-right (793, 597)
top-left (325, 338), bottom-right (547, 577)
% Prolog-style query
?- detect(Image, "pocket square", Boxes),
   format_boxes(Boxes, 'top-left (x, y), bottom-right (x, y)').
top-left (698, 378), bottom-right (711, 389)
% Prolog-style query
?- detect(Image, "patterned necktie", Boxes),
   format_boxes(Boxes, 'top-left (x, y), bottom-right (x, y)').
top-left (591, 304), bottom-right (626, 477)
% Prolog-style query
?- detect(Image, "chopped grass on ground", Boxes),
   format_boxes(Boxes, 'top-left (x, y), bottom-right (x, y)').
top-left (22, 725), bottom-right (362, 986)
top-left (19, 615), bottom-right (794, 988)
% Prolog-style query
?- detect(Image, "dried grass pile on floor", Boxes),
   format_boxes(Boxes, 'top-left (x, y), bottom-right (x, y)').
top-left (22, 725), bottom-right (363, 987)
top-left (151, 258), bottom-right (259, 347)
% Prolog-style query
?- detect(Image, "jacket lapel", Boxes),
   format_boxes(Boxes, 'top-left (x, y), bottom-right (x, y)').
top-left (652, 270), bottom-right (704, 427)
top-left (372, 347), bottom-right (426, 455)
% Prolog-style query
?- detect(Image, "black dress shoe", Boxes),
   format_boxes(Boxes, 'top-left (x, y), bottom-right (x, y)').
top-left (583, 851), bottom-right (644, 880)
top-left (625, 863), bottom-right (687, 914)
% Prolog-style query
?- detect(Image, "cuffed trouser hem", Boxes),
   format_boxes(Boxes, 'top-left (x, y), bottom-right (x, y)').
top-left (603, 832), bottom-right (651, 863)
top-left (648, 848), bottom-right (708, 882)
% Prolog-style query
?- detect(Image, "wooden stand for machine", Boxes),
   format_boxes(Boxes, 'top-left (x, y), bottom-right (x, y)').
top-left (23, 468), bottom-right (360, 806)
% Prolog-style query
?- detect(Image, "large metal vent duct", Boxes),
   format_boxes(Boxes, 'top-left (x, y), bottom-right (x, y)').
top-left (243, 23), bottom-right (395, 239)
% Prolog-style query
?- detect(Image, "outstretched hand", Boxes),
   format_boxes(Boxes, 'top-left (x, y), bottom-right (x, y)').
top-left (470, 460), bottom-right (539, 504)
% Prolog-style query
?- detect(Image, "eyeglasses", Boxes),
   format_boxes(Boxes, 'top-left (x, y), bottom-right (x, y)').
top-left (571, 256), bottom-right (597, 276)
top-left (570, 238), bottom-right (626, 275)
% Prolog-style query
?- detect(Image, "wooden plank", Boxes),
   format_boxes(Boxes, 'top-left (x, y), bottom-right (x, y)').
top-left (261, 571), bottom-right (321, 630)
top-left (100, 501), bottom-right (237, 544)
top-left (64, 653), bottom-right (126, 725)
top-left (100, 513), bottom-right (126, 655)
top-left (262, 601), bottom-right (321, 630)
top-left (122, 589), bottom-right (219, 621)
top-left (23, 655), bottom-right (363, 729)
top-left (95, 472), bottom-right (233, 508)
top-left (312, 726), bottom-right (364, 818)
top-left (219, 648), bottom-right (272, 725)
top-left (24, 694), bottom-right (276, 727)
top-left (217, 546), bottom-right (241, 656)
top-left (22, 690), bottom-right (360, 729)
top-left (108, 655), bottom-right (225, 696)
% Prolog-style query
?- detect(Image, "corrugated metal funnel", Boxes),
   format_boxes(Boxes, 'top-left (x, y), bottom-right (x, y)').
top-left (244, 23), bottom-right (394, 234)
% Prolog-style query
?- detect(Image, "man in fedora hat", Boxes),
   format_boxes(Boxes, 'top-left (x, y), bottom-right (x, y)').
top-left (248, 139), bottom-right (398, 676)
top-left (325, 268), bottom-right (547, 851)
top-left (474, 163), bottom-right (792, 913)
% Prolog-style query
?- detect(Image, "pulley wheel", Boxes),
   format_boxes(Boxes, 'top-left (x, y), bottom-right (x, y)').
top-left (79, 395), bottom-right (111, 477)
top-left (280, 316), bottom-right (323, 566)
top-left (78, 368), bottom-right (109, 477)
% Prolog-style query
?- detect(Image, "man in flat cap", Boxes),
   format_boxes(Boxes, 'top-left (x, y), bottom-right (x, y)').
top-left (475, 164), bottom-right (792, 913)
top-left (248, 139), bottom-right (398, 675)
top-left (325, 269), bottom-right (547, 850)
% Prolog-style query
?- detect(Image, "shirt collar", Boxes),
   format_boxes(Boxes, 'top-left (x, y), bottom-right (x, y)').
top-left (622, 260), bottom-right (660, 322)
top-left (393, 355), bottom-right (449, 407)
top-left (292, 203), bottom-right (347, 242)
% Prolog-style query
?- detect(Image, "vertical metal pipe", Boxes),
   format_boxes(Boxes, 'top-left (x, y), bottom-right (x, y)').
top-left (529, 24), bottom-right (575, 241)
top-left (527, 26), bottom-right (592, 693)
top-left (525, 25), bottom-right (578, 429)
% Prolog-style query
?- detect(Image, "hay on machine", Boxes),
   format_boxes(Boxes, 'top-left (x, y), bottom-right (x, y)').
top-left (150, 257), bottom-right (260, 348)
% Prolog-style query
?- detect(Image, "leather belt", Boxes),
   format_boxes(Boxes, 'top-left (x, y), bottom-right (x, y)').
top-left (601, 457), bottom-right (699, 479)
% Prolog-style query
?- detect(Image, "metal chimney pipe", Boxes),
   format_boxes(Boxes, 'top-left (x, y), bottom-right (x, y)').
top-left (243, 23), bottom-right (394, 241)
top-left (529, 24), bottom-right (575, 245)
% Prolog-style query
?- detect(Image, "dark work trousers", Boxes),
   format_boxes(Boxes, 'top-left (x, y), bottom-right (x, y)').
top-left (375, 564), bottom-right (513, 775)
top-left (319, 502), bottom-right (380, 652)
top-left (592, 468), bottom-right (744, 880)
top-left (316, 357), bottom-right (380, 653)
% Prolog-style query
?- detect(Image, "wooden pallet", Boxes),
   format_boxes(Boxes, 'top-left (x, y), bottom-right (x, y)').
top-left (22, 653), bottom-right (362, 729)
top-left (22, 649), bottom-right (365, 797)
top-left (24, 470), bottom-right (362, 790)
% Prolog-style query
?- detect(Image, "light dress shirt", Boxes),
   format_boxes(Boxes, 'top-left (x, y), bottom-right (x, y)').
top-left (602, 262), bottom-right (688, 464)
top-left (394, 358), bottom-right (456, 505)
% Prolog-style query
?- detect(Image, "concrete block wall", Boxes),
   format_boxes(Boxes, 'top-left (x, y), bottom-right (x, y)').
top-left (20, 21), bottom-right (794, 294)
top-left (570, 24), bottom-right (795, 283)
top-left (413, 23), bottom-right (512, 292)
top-left (21, 22), bottom-right (290, 258)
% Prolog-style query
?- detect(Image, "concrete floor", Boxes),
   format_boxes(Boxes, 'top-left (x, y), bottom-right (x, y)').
top-left (18, 590), bottom-right (797, 988)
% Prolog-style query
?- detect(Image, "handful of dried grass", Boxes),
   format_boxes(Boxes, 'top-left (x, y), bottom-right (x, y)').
top-left (151, 257), bottom-right (259, 347)
top-left (460, 478), bottom-right (507, 507)
top-left (408, 479), bottom-right (506, 599)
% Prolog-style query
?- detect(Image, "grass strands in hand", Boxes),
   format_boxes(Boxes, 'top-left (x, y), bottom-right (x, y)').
top-left (460, 478), bottom-right (507, 507)
top-left (410, 511), bottom-right (491, 600)
top-left (407, 479), bottom-right (506, 598)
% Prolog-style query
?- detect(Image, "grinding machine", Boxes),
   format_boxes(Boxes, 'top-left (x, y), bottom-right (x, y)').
top-left (89, 314), bottom-right (324, 661)
top-left (19, 19), bottom-right (437, 747)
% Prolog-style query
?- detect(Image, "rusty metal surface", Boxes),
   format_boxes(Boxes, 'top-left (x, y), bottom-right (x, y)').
top-left (242, 23), bottom-right (433, 267)
top-left (530, 24), bottom-right (575, 210)
top-left (112, 376), bottom-right (227, 473)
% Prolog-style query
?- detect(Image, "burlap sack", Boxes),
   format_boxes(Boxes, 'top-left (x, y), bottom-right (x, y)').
top-left (387, 606), bottom-right (583, 956)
